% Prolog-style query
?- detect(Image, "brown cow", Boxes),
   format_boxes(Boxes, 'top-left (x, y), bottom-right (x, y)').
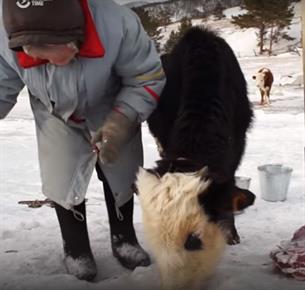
top-left (252, 68), bottom-right (274, 105)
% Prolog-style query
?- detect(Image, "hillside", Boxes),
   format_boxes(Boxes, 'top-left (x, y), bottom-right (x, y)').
top-left (115, 0), bottom-right (243, 18)
top-left (115, 0), bottom-right (168, 8)
top-left (158, 1), bottom-right (302, 57)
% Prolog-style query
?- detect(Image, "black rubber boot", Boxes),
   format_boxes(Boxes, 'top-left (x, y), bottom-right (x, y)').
top-left (109, 198), bottom-right (151, 270)
top-left (96, 165), bottom-right (151, 270)
top-left (54, 201), bottom-right (97, 281)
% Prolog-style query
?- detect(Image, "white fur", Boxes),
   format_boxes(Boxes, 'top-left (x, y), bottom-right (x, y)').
top-left (136, 168), bottom-right (226, 290)
top-left (254, 70), bottom-right (266, 88)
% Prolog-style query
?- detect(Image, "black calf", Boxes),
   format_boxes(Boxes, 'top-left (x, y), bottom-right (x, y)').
top-left (147, 27), bottom-right (255, 244)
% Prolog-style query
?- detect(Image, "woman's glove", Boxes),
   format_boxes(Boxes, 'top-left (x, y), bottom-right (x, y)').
top-left (92, 110), bottom-right (138, 164)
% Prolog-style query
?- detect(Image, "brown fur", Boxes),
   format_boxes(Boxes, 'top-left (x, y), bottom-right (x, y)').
top-left (252, 68), bottom-right (274, 105)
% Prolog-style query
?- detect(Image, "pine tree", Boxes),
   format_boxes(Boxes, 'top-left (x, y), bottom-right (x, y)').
top-left (163, 30), bottom-right (180, 54)
top-left (266, 0), bottom-right (295, 54)
top-left (163, 17), bottom-right (192, 54)
top-left (214, 2), bottom-right (225, 20)
top-left (133, 7), bottom-right (170, 52)
top-left (232, 0), bottom-right (295, 55)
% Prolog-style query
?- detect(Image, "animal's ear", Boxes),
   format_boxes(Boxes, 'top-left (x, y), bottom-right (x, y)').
top-left (135, 167), bottom-right (160, 195)
top-left (231, 186), bottom-right (256, 211)
top-left (195, 166), bottom-right (211, 193)
top-left (196, 166), bottom-right (209, 180)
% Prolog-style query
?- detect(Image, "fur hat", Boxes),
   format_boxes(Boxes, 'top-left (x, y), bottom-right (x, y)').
top-left (3, 0), bottom-right (85, 51)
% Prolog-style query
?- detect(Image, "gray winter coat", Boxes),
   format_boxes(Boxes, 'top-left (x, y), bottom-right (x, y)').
top-left (0, 0), bottom-right (165, 210)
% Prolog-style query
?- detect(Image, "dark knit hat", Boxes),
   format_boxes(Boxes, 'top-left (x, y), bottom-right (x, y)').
top-left (3, 0), bottom-right (85, 51)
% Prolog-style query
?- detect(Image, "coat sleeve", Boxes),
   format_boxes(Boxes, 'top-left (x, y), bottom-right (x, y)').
top-left (113, 7), bottom-right (166, 123)
top-left (0, 54), bottom-right (25, 119)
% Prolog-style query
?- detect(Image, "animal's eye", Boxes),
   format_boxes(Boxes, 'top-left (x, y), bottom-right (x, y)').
top-left (184, 233), bottom-right (203, 251)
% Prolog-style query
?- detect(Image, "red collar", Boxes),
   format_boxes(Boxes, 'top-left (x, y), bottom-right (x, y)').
top-left (16, 0), bottom-right (105, 69)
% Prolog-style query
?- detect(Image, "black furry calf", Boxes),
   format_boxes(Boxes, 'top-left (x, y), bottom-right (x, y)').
top-left (147, 27), bottom-right (256, 244)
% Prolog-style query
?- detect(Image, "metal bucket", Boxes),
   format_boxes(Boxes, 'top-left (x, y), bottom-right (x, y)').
top-left (235, 176), bottom-right (251, 189)
top-left (257, 164), bottom-right (293, 202)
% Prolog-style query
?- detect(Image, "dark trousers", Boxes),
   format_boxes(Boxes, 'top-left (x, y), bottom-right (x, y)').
top-left (95, 163), bottom-right (136, 238)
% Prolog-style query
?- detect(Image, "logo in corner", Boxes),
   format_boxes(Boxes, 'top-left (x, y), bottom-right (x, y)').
top-left (16, 0), bottom-right (31, 9)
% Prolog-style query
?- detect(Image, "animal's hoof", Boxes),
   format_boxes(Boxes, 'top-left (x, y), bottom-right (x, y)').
top-left (226, 232), bottom-right (240, 245)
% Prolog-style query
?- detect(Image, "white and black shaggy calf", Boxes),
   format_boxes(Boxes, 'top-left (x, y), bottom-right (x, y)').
top-left (136, 27), bottom-right (256, 289)
top-left (252, 67), bottom-right (274, 105)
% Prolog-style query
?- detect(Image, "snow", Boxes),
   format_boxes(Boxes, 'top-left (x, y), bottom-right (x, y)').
top-left (159, 2), bottom-right (302, 57)
top-left (0, 3), bottom-right (304, 290)
top-left (223, 6), bottom-right (247, 18)
top-left (222, 2), bottom-right (302, 57)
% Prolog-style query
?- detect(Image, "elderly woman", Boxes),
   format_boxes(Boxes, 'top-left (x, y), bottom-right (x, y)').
top-left (0, 0), bottom-right (165, 281)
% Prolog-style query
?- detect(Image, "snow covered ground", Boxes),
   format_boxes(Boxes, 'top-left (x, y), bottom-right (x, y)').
top-left (0, 56), bottom-right (303, 290)
top-left (0, 3), bottom-right (304, 290)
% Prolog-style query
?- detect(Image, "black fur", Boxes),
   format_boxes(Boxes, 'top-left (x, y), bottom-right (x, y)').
top-left (147, 27), bottom-right (255, 244)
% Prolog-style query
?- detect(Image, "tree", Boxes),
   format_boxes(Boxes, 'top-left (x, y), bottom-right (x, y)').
top-left (214, 2), bottom-right (225, 20)
top-left (133, 7), bottom-right (170, 52)
top-left (266, 1), bottom-right (295, 54)
top-left (232, 0), bottom-right (295, 55)
top-left (163, 17), bottom-right (192, 54)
